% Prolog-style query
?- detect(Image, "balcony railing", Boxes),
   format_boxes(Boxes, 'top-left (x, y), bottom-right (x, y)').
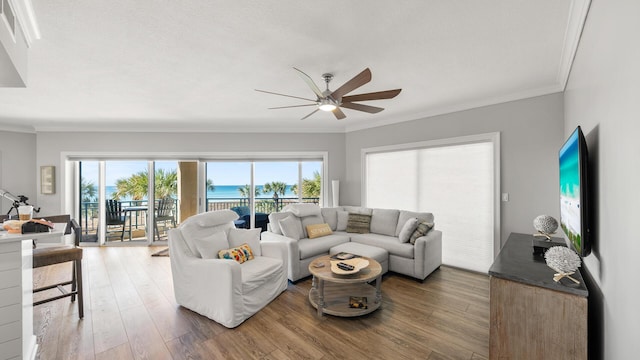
top-left (206, 197), bottom-right (319, 213)
top-left (80, 197), bottom-right (320, 236)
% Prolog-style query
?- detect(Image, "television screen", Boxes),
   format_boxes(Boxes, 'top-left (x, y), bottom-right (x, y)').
top-left (559, 126), bottom-right (590, 256)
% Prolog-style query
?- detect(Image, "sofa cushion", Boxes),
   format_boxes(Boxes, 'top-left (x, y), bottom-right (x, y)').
top-left (282, 203), bottom-right (321, 217)
top-left (398, 218), bottom-right (420, 243)
top-left (241, 256), bottom-right (284, 293)
top-left (370, 208), bottom-right (400, 236)
top-left (192, 231), bottom-right (230, 259)
top-left (306, 223), bottom-right (333, 239)
top-left (346, 213), bottom-right (371, 234)
top-left (320, 208), bottom-right (338, 231)
top-left (298, 234), bottom-right (350, 259)
top-left (228, 228), bottom-right (262, 256)
top-left (395, 210), bottom-right (435, 236)
top-left (343, 206), bottom-right (373, 216)
top-left (300, 214), bottom-right (324, 238)
top-left (218, 243), bottom-right (255, 264)
top-left (409, 221), bottom-right (435, 244)
top-left (279, 216), bottom-right (303, 240)
top-left (351, 233), bottom-right (415, 258)
top-left (336, 210), bottom-right (349, 231)
top-left (268, 211), bottom-right (294, 235)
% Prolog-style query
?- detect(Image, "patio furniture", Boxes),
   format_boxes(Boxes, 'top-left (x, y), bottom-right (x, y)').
top-left (32, 219), bottom-right (84, 319)
top-left (105, 199), bottom-right (126, 241)
top-left (155, 197), bottom-right (176, 240)
top-left (230, 206), bottom-right (270, 231)
top-left (123, 205), bottom-right (148, 240)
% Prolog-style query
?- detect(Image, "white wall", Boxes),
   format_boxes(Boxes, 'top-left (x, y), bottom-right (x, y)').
top-left (0, 130), bottom-right (36, 214)
top-left (35, 131), bottom-right (346, 215)
top-left (345, 93), bottom-right (564, 245)
top-left (564, 0), bottom-right (640, 357)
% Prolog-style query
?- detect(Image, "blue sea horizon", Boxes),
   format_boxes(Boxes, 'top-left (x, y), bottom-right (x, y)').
top-left (105, 184), bottom-right (297, 201)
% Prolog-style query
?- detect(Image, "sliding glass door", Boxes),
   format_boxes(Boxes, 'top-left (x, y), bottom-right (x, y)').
top-left (206, 160), bottom-right (324, 229)
top-left (75, 154), bottom-right (326, 242)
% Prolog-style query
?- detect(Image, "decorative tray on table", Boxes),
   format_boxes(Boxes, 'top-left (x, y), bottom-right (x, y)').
top-left (330, 258), bottom-right (369, 275)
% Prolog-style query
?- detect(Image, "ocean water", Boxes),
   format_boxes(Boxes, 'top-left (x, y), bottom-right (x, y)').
top-left (105, 185), bottom-right (297, 200)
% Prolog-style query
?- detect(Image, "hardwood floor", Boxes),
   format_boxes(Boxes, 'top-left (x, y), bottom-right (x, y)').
top-left (33, 247), bottom-right (489, 360)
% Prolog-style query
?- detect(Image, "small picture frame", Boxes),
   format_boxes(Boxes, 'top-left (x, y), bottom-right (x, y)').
top-left (40, 166), bottom-right (55, 194)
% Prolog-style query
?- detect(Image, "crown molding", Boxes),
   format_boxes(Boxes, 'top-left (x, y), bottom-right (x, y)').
top-left (557, 0), bottom-right (591, 90)
top-left (7, 0), bottom-right (40, 46)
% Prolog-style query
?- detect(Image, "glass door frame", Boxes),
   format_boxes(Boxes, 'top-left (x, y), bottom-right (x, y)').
top-left (63, 151), bottom-right (329, 244)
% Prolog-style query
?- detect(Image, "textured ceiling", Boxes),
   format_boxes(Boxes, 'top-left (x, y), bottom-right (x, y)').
top-left (0, 0), bottom-right (589, 133)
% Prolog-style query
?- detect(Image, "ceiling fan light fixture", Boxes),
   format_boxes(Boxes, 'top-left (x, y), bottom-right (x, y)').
top-left (318, 98), bottom-right (337, 112)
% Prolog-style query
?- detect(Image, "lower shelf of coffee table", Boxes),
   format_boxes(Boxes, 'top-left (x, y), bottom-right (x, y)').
top-left (309, 281), bottom-right (380, 317)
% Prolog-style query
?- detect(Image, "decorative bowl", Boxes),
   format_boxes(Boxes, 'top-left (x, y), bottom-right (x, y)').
top-left (330, 258), bottom-right (369, 275)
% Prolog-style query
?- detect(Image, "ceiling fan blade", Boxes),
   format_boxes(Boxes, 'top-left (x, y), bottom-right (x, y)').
top-left (330, 68), bottom-right (372, 100)
top-left (333, 107), bottom-right (346, 120)
top-left (340, 102), bottom-right (384, 114)
top-left (293, 67), bottom-right (324, 99)
top-left (268, 104), bottom-right (317, 110)
top-left (341, 89), bottom-right (402, 102)
top-left (301, 109), bottom-right (319, 120)
top-left (255, 89), bottom-right (316, 102)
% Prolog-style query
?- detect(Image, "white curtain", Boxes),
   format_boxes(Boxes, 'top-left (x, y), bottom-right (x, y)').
top-left (366, 141), bottom-right (494, 273)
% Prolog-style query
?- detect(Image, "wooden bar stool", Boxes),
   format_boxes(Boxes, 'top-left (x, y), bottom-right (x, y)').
top-left (32, 219), bottom-right (84, 319)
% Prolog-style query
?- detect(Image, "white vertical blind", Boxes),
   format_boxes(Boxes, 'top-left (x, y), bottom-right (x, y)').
top-left (366, 150), bottom-right (418, 211)
top-left (365, 141), bottom-right (495, 273)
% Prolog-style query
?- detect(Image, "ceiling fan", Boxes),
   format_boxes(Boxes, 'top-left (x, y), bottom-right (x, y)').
top-left (256, 68), bottom-right (402, 120)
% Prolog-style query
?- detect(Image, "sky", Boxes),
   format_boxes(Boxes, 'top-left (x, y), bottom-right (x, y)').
top-left (81, 160), bottom-right (322, 186)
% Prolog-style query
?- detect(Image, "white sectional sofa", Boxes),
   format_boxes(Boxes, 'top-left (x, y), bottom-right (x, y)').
top-left (261, 204), bottom-right (442, 282)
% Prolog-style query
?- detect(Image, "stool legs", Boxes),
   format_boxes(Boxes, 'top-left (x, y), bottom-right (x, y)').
top-left (76, 258), bottom-right (84, 318)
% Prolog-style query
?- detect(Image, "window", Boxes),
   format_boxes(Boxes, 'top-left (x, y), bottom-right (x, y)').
top-left (205, 159), bottom-right (325, 228)
top-left (364, 133), bottom-right (500, 272)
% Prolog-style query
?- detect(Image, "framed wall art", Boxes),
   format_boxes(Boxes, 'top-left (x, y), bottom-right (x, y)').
top-left (41, 166), bottom-right (55, 194)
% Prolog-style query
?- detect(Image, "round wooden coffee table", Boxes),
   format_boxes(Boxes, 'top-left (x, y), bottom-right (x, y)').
top-left (308, 255), bottom-right (382, 317)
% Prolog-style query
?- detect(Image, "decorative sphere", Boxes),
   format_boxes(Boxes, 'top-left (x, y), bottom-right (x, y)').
top-left (533, 215), bottom-right (558, 234)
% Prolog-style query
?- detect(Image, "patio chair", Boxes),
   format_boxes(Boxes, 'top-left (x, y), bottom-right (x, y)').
top-left (155, 197), bottom-right (176, 240)
top-left (105, 199), bottom-right (126, 241)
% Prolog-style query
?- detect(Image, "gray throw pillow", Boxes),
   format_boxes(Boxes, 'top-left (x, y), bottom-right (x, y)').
top-left (346, 213), bottom-right (371, 234)
top-left (398, 218), bottom-right (419, 243)
top-left (409, 221), bottom-right (434, 244)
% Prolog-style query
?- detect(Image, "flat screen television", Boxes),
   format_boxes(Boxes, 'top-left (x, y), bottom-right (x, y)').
top-left (559, 126), bottom-right (591, 257)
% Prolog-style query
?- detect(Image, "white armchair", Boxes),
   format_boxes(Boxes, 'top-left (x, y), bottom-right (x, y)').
top-left (168, 210), bottom-right (288, 328)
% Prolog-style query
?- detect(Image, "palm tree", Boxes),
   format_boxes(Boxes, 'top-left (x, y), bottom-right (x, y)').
top-left (206, 179), bottom-right (215, 192)
top-left (81, 177), bottom-right (99, 219)
top-left (154, 169), bottom-right (177, 198)
top-left (292, 171), bottom-right (322, 198)
top-left (263, 181), bottom-right (288, 199)
top-left (237, 184), bottom-right (261, 198)
top-left (112, 169), bottom-right (178, 200)
top-left (302, 171), bottom-right (322, 198)
top-left (81, 178), bottom-right (97, 203)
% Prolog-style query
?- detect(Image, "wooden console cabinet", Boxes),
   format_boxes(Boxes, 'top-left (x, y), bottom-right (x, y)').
top-left (489, 233), bottom-right (588, 359)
